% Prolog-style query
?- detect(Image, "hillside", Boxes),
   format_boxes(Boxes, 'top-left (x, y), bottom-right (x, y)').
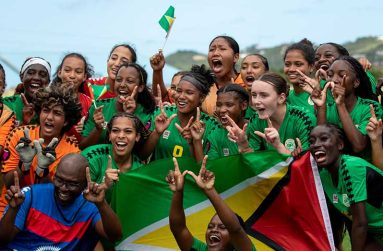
top-left (166, 36), bottom-right (383, 77)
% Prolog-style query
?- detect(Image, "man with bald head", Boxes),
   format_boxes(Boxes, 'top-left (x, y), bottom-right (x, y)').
top-left (0, 153), bottom-right (122, 250)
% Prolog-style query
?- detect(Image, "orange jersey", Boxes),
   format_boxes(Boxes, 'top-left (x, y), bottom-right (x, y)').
top-left (201, 74), bottom-right (244, 116)
top-left (0, 105), bottom-right (16, 148)
top-left (0, 125), bottom-right (80, 214)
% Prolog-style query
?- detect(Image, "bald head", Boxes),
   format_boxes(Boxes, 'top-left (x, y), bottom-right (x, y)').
top-left (56, 153), bottom-right (89, 181)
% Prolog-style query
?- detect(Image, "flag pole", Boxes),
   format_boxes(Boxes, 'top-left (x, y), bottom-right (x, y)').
top-left (161, 18), bottom-right (175, 51)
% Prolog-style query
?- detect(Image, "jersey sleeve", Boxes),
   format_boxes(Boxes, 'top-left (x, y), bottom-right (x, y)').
top-left (191, 237), bottom-right (208, 251)
top-left (295, 111), bottom-right (316, 150)
top-left (0, 115), bottom-right (16, 147)
top-left (2, 128), bottom-right (23, 173)
top-left (341, 160), bottom-right (367, 204)
top-left (246, 116), bottom-right (265, 151)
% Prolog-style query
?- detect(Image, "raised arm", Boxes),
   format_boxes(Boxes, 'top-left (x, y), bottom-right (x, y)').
top-left (366, 104), bottom-right (383, 170)
top-left (167, 157), bottom-right (193, 250)
top-left (84, 167), bottom-right (122, 242)
top-left (150, 50), bottom-right (170, 102)
top-left (0, 171), bottom-right (24, 245)
top-left (333, 76), bottom-right (367, 153)
top-left (187, 156), bottom-right (253, 251)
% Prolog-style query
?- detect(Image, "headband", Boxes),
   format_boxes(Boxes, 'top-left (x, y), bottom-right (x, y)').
top-left (181, 75), bottom-right (207, 94)
top-left (20, 57), bottom-right (51, 77)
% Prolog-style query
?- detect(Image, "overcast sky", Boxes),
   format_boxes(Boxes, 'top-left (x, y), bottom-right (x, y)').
top-left (1, 0), bottom-right (382, 88)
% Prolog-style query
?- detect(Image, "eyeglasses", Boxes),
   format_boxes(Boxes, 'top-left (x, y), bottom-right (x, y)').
top-left (54, 175), bottom-right (83, 191)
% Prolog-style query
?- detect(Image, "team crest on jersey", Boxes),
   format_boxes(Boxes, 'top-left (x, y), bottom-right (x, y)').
top-left (36, 245), bottom-right (61, 251)
top-left (284, 139), bottom-right (296, 152)
top-left (342, 194), bottom-right (350, 207)
top-left (163, 130), bottom-right (170, 139)
top-left (223, 148), bottom-right (229, 156)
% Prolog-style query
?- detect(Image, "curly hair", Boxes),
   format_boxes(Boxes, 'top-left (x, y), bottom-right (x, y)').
top-left (34, 85), bottom-right (82, 133)
top-left (181, 64), bottom-right (215, 97)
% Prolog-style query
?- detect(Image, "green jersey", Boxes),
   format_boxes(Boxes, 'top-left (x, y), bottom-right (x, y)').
top-left (204, 123), bottom-right (239, 159)
top-left (320, 155), bottom-right (383, 243)
top-left (245, 106), bottom-right (257, 120)
top-left (191, 237), bottom-right (256, 251)
top-left (287, 90), bottom-right (315, 115)
top-left (247, 104), bottom-right (316, 152)
top-left (3, 95), bottom-right (38, 125)
top-left (82, 144), bottom-right (142, 183)
top-left (82, 98), bottom-right (152, 144)
top-left (326, 97), bottom-right (383, 160)
top-left (149, 106), bottom-right (218, 161)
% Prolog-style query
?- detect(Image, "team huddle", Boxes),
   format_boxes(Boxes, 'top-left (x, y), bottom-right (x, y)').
top-left (0, 35), bottom-right (382, 250)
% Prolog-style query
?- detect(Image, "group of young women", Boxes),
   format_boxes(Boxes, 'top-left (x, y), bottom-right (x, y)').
top-left (0, 34), bottom-right (382, 251)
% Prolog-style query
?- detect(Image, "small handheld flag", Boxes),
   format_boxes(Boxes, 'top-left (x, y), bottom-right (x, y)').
top-left (87, 82), bottom-right (97, 108)
top-left (158, 6), bottom-right (175, 50)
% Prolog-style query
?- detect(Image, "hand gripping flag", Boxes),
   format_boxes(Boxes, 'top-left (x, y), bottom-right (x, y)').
top-left (111, 151), bottom-right (335, 250)
top-left (158, 6), bottom-right (175, 36)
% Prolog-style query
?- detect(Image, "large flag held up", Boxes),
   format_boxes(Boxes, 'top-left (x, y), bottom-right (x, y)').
top-left (111, 151), bottom-right (335, 250)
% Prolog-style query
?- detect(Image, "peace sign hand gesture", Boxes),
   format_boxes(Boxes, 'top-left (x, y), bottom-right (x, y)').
top-left (84, 167), bottom-right (106, 204)
top-left (21, 93), bottom-right (35, 125)
top-left (187, 156), bottom-right (215, 191)
top-left (15, 128), bottom-right (36, 171)
top-left (296, 69), bottom-right (318, 94)
top-left (5, 171), bottom-right (25, 208)
top-left (154, 95), bottom-right (177, 134)
top-left (34, 137), bottom-right (59, 178)
top-left (166, 157), bottom-right (188, 192)
top-left (175, 116), bottom-right (194, 143)
top-left (120, 86), bottom-right (138, 113)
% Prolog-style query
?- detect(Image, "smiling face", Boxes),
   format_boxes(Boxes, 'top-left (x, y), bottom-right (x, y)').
top-left (283, 49), bottom-right (313, 85)
top-left (174, 80), bottom-right (203, 114)
top-left (240, 55), bottom-right (267, 92)
top-left (327, 60), bottom-right (359, 97)
top-left (109, 117), bottom-right (140, 157)
top-left (107, 46), bottom-right (133, 80)
top-left (58, 56), bottom-right (87, 91)
top-left (216, 92), bottom-right (247, 127)
top-left (314, 44), bottom-right (340, 71)
top-left (205, 214), bottom-right (231, 251)
top-left (208, 37), bottom-right (239, 79)
top-left (54, 155), bottom-right (87, 205)
top-left (114, 66), bottom-right (143, 100)
top-left (21, 64), bottom-right (50, 100)
top-left (251, 80), bottom-right (285, 119)
top-left (39, 104), bottom-right (67, 142)
top-left (309, 125), bottom-right (343, 168)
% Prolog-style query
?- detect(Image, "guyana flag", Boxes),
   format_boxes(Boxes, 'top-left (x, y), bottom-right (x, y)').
top-left (111, 151), bottom-right (335, 250)
top-left (158, 6), bottom-right (175, 35)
